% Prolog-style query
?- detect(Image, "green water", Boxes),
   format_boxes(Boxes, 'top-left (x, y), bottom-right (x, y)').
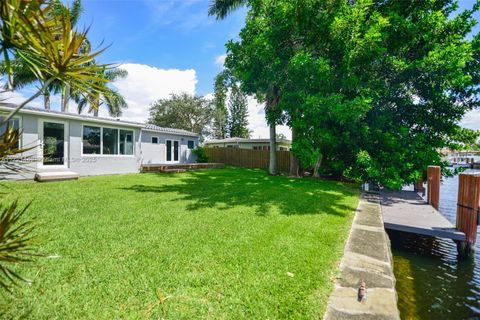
top-left (389, 171), bottom-right (480, 320)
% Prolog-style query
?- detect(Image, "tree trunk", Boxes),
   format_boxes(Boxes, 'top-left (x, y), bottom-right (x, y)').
top-left (289, 127), bottom-right (299, 176)
top-left (44, 90), bottom-right (50, 110)
top-left (269, 124), bottom-right (277, 175)
top-left (313, 155), bottom-right (323, 178)
top-left (61, 84), bottom-right (70, 112)
top-left (93, 96), bottom-right (100, 117)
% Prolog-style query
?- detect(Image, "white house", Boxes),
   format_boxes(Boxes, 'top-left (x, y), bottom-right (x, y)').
top-left (0, 104), bottom-right (199, 179)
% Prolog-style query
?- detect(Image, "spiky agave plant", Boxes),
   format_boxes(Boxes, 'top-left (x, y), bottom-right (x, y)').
top-left (0, 125), bottom-right (37, 291)
top-left (0, 199), bottom-right (35, 292)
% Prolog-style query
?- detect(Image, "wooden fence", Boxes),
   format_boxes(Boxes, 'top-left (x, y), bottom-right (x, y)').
top-left (204, 147), bottom-right (291, 173)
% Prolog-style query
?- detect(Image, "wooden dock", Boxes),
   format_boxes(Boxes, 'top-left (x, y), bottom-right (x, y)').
top-left (380, 190), bottom-right (466, 241)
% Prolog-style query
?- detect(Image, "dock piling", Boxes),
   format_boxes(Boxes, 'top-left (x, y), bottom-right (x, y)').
top-left (456, 173), bottom-right (480, 255)
top-left (414, 178), bottom-right (424, 193)
top-left (427, 166), bottom-right (441, 210)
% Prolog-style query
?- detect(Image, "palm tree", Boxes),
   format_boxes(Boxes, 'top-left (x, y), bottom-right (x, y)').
top-left (208, 0), bottom-right (247, 19)
top-left (51, 0), bottom-right (84, 112)
top-left (209, 0), bottom-right (280, 175)
top-left (0, 0), bottom-right (83, 111)
top-left (74, 65), bottom-right (128, 117)
top-left (0, 54), bottom-right (53, 109)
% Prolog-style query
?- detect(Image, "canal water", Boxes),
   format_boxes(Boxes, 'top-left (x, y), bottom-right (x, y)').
top-left (388, 169), bottom-right (480, 320)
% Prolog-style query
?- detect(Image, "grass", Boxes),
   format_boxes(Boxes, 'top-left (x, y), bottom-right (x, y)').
top-left (0, 167), bottom-right (359, 319)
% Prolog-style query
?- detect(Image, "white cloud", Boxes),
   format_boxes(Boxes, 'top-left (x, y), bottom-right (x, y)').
top-left (460, 109), bottom-right (480, 131)
top-left (245, 95), bottom-right (292, 139)
top-left (1, 90), bottom-right (43, 109)
top-left (214, 54), bottom-right (227, 67)
top-left (108, 63), bottom-right (198, 123)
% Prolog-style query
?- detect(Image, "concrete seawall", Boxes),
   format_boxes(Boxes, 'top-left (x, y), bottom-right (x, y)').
top-left (324, 192), bottom-right (400, 320)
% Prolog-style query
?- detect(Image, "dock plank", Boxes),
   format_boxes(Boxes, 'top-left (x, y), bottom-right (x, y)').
top-left (380, 190), bottom-right (466, 241)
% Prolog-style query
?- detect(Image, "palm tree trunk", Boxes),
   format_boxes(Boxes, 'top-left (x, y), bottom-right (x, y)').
top-left (269, 124), bottom-right (277, 175)
top-left (44, 90), bottom-right (50, 110)
top-left (289, 127), bottom-right (299, 176)
top-left (61, 84), bottom-right (70, 112)
top-left (3, 50), bottom-right (13, 91)
top-left (93, 95), bottom-right (100, 117)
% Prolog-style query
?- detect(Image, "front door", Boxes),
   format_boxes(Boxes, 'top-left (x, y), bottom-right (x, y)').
top-left (42, 121), bottom-right (66, 166)
top-left (166, 140), bottom-right (180, 162)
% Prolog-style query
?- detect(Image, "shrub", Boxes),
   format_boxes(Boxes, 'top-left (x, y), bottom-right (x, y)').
top-left (193, 147), bottom-right (208, 163)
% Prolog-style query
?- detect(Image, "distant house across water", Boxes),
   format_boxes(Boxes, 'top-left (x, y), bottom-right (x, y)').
top-left (204, 137), bottom-right (292, 151)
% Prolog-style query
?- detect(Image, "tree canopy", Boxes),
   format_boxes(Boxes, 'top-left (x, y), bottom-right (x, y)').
top-left (224, 0), bottom-right (480, 188)
top-left (148, 93), bottom-right (214, 140)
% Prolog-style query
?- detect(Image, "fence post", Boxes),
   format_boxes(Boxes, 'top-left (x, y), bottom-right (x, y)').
top-left (456, 173), bottom-right (480, 256)
top-left (427, 166), bottom-right (441, 209)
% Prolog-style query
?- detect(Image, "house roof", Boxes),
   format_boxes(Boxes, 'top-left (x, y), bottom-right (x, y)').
top-left (143, 123), bottom-right (199, 137)
top-left (205, 137), bottom-right (292, 144)
top-left (0, 104), bottom-right (198, 137)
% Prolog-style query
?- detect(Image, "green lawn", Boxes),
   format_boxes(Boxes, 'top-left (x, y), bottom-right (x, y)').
top-left (0, 167), bottom-right (359, 319)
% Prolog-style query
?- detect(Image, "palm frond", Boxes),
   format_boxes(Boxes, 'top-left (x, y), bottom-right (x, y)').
top-left (102, 88), bottom-right (127, 117)
top-left (208, 0), bottom-right (247, 20)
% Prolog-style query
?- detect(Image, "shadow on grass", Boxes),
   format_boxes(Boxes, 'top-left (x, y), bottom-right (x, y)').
top-left (122, 168), bottom-right (358, 216)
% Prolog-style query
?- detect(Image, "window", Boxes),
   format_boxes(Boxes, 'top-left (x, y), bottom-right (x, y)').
top-left (103, 128), bottom-right (118, 155)
top-left (120, 130), bottom-right (134, 155)
top-left (83, 126), bottom-right (101, 154)
top-left (83, 126), bottom-right (134, 156)
top-left (0, 116), bottom-right (20, 149)
top-left (151, 136), bottom-right (159, 144)
top-left (187, 140), bottom-right (194, 149)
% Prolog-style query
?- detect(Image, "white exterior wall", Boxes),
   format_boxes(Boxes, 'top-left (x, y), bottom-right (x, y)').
top-left (141, 130), bottom-right (198, 164)
top-left (19, 114), bottom-right (142, 176)
top-left (0, 110), bottom-right (199, 179)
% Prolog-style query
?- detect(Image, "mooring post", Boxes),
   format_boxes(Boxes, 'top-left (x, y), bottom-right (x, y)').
top-left (414, 178), bottom-right (424, 193)
top-left (427, 166), bottom-right (441, 209)
top-left (456, 173), bottom-right (480, 255)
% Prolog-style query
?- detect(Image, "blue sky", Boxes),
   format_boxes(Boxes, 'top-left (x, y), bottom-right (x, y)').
top-left (78, 0), bottom-right (246, 95)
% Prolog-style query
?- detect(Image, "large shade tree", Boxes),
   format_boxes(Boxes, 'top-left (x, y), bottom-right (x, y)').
top-left (277, 0), bottom-right (480, 187)
top-left (213, 0), bottom-right (480, 186)
top-left (148, 93), bottom-right (215, 140)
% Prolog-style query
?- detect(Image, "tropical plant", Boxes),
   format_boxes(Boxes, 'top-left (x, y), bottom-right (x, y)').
top-left (0, 0), bottom-right (115, 291)
top-left (74, 65), bottom-right (128, 117)
top-left (0, 0), bottom-right (112, 121)
top-left (0, 0), bottom-right (85, 111)
top-left (0, 200), bottom-right (35, 291)
top-left (208, 0), bottom-right (247, 20)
